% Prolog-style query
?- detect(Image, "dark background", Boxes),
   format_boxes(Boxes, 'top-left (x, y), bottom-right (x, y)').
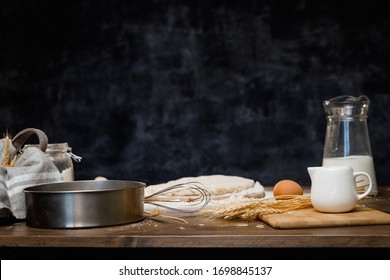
top-left (1, 0), bottom-right (389, 188)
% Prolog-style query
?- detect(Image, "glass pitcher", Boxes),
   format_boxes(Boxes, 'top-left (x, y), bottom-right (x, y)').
top-left (322, 95), bottom-right (378, 196)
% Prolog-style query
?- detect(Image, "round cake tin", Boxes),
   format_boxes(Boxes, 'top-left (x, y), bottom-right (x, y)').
top-left (24, 180), bottom-right (145, 229)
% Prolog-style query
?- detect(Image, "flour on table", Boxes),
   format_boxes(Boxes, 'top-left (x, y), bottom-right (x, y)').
top-left (145, 174), bottom-right (265, 199)
top-left (144, 174), bottom-right (266, 214)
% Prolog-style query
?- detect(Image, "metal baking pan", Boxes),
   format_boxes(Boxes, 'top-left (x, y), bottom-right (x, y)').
top-left (23, 180), bottom-right (145, 229)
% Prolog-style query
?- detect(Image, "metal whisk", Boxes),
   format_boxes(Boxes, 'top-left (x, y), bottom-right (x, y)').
top-left (144, 182), bottom-right (211, 213)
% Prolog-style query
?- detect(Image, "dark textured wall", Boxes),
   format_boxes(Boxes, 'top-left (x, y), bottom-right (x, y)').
top-left (1, 0), bottom-right (390, 187)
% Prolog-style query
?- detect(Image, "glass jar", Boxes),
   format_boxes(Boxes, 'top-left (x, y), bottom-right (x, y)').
top-left (45, 143), bottom-right (82, 181)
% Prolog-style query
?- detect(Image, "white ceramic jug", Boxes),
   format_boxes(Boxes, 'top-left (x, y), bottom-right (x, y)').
top-left (307, 165), bottom-right (373, 213)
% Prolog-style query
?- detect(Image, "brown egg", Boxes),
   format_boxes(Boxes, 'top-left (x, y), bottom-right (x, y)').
top-left (273, 179), bottom-right (303, 198)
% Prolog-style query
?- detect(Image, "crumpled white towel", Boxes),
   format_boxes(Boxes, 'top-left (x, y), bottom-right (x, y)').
top-left (0, 142), bottom-right (63, 219)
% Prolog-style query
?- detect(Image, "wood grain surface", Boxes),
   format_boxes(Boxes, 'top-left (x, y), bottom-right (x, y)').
top-left (261, 206), bottom-right (390, 229)
top-left (0, 187), bottom-right (389, 250)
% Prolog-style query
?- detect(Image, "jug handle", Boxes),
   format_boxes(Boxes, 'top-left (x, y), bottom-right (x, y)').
top-left (354, 171), bottom-right (373, 200)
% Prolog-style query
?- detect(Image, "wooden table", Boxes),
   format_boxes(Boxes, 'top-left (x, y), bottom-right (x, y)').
top-left (1, 187), bottom-right (389, 259)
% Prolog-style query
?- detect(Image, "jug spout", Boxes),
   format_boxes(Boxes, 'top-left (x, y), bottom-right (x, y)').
top-left (307, 166), bottom-right (320, 179)
top-left (323, 95), bottom-right (370, 118)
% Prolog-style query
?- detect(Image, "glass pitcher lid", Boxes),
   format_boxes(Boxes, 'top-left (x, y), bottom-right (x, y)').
top-left (323, 95), bottom-right (370, 118)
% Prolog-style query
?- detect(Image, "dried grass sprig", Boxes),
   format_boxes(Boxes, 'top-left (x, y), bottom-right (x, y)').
top-left (203, 195), bottom-right (312, 221)
top-left (1, 133), bottom-right (18, 167)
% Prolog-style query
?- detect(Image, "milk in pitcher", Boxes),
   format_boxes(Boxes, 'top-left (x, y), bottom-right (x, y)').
top-left (322, 155), bottom-right (377, 196)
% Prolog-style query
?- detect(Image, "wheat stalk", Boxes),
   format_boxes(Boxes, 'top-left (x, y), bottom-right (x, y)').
top-left (203, 195), bottom-right (312, 221)
top-left (1, 133), bottom-right (18, 167)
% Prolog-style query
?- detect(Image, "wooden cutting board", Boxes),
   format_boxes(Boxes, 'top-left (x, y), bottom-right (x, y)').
top-left (261, 206), bottom-right (390, 229)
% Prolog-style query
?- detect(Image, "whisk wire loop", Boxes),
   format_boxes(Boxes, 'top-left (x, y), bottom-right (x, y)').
top-left (144, 182), bottom-right (211, 213)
